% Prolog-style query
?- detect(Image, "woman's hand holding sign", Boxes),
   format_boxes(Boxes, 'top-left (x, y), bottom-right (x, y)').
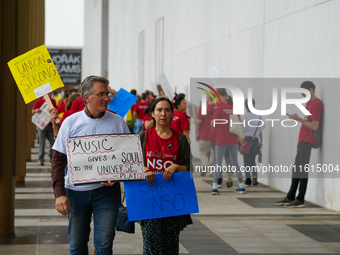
top-left (163, 164), bottom-right (178, 181)
top-left (145, 166), bottom-right (155, 185)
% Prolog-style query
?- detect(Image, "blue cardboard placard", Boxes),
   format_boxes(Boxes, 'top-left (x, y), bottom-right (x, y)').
top-left (124, 172), bottom-right (199, 221)
top-left (108, 88), bottom-right (138, 118)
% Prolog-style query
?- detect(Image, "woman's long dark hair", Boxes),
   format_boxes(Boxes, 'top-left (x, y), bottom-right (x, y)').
top-left (150, 97), bottom-right (174, 126)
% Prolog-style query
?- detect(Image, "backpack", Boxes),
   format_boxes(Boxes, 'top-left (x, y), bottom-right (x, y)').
top-left (312, 124), bottom-right (322, 149)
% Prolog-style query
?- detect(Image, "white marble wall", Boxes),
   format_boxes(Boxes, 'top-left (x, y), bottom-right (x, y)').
top-left (82, 0), bottom-right (103, 79)
top-left (83, 0), bottom-right (340, 211)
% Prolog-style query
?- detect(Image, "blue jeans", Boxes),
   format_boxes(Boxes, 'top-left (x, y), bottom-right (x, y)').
top-left (243, 137), bottom-right (259, 179)
top-left (66, 185), bottom-right (121, 255)
top-left (133, 119), bottom-right (143, 134)
top-left (214, 144), bottom-right (243, 183)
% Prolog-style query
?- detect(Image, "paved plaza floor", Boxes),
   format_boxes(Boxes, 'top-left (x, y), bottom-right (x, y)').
top-left (0, 142), bottom-right (339, 254)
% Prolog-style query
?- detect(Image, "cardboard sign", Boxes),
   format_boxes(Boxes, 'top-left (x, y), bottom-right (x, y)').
top-left (66, 134), bottom-right (145, 184)
top-left (7, 45), bottom-right (64, 104)
top-left (31, 102), bottom-right (51, 130)
top-left (150, 82), bottom-right (158, 96)
top-left (108, 88), bottom-right (138, 118)
top-left (157, 70), bottom-right (175, 100)
top-left (157, 84), bottom-right (165, 97)
top-left (124, 172), bottom-right (199, 221)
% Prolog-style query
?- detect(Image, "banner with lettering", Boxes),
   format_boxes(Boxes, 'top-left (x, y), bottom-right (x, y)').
top-left (66, 134), bottom-right (145, 184)
top-left (7, 45), bottom-right (64, 104)
top-left (124, 172), bottom-right (199, 221)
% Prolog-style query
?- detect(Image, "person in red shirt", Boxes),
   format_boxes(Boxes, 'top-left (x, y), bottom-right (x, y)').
top-left (211, 88), bottom-right (244, 195)
top-left (195, 94), bottom-right (215, 176)
top-left (49, 93), bottom-right (85, 140)
top-left (133, 93), bottom-right (148, 133)
top-left (60, 93), bottom-right (82, 125)
top-left (275, 81), bottom-right (323, 208)
top-left (69, 96), bottom-right (85, 115)
top-left (142, 99), bottom-right (155, 131)
top-left (57, 91), bottom-right (69, 116)
top-left (206, 97), bottom-right (231, 186)
top-left (170, 95), bottom-right (190, 142)
top-left (140, 97), bottom-right (191, 255)
top-left (126, 89), bottom-right (138, 133)
top-left (32, 92), bottom-right (57, 165)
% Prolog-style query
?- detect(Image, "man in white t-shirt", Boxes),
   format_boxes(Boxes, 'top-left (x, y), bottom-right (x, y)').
top-left (51, 75), bottom-right (130, 254)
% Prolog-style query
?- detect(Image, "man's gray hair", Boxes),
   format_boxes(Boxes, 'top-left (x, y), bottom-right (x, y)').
top-left (81, 75), bottom-right (109, 105)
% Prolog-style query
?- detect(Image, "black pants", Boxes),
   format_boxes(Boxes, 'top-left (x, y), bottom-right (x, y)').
top-left (287, 141), bottom-right (313, 202)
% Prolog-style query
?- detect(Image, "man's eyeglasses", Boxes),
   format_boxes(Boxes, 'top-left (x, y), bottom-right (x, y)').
top-left (91, 92), bottom-right (113, 99)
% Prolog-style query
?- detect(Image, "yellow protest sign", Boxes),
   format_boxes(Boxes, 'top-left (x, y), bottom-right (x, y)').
top-left (7, 45), bottom-right (64, 104)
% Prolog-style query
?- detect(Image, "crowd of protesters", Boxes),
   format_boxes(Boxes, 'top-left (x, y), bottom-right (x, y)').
top-left (30, 77), bottom-right (322, 254)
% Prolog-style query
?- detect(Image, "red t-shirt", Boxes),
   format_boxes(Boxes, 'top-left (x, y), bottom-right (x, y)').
top-left (33, 97), bottom-right (57, 110)
top-left (170, 111), bottom-right (189, 134)
top-left (183, 111), bottom-right (191, 130)
top-left (134, 102), bottom-right (148, 120)
top-left (212, 104), bottom-right (238, 146)
top-left (197, 103), bottom-right (215, 141)
top-left (142, 113), bottom-right (152, 131)
top-left (208, 104), bottom-right (219, 142)
top-left (298, 98), bottom-right (323, 143)
top-left (33, 97), bottom-right (57, 126)
top-left (57, 101), bottom-right (66, 114)
top-left (145, 128), bottom-right (180, 174)
top-left (130, 101), bottom-right (138, 113)
top-left (69, 98), bottom-right (85, 115)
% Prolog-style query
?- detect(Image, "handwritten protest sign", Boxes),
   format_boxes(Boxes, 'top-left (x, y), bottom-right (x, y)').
top-left (7, 45), bottom-right (64, 104)
top-left (157, 70), bottom-right (175, 100)
top-left (31, 102), bottom-right (50, 130)
top-left (108, 88), bottom-right (138, 118)
top-left (124, 172), bottom-right (199, 221)
top-left (66, 134), bottom-right (145, 184)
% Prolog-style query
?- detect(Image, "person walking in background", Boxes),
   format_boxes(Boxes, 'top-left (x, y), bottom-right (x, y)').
top-left (206, 95), bottom-right (228, 186)
top-left (275, 81), bottom-right (323, 208)
top-left (133, 93), bottom-right (148, 133)
top-left (241, 99), bottom-right (265, 186)
top-left (211, 88), bottom-right (245, 195)
top-left (60, 93), bottom-right (82, 125)
top-left (171, 95), bottom-right (190, 142)
top-left (127, 89), bottom-right (138, 133)
top-left (57, 91), bottom-right (69, 119)
top-left (195, 93), bottom-right (215, 176)
top-left (139, 97), bottom-right (192, 255)
top-left (32, 92), bottom-right (57, 165)
top-left (142, 99), bottom-right (155, 131)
